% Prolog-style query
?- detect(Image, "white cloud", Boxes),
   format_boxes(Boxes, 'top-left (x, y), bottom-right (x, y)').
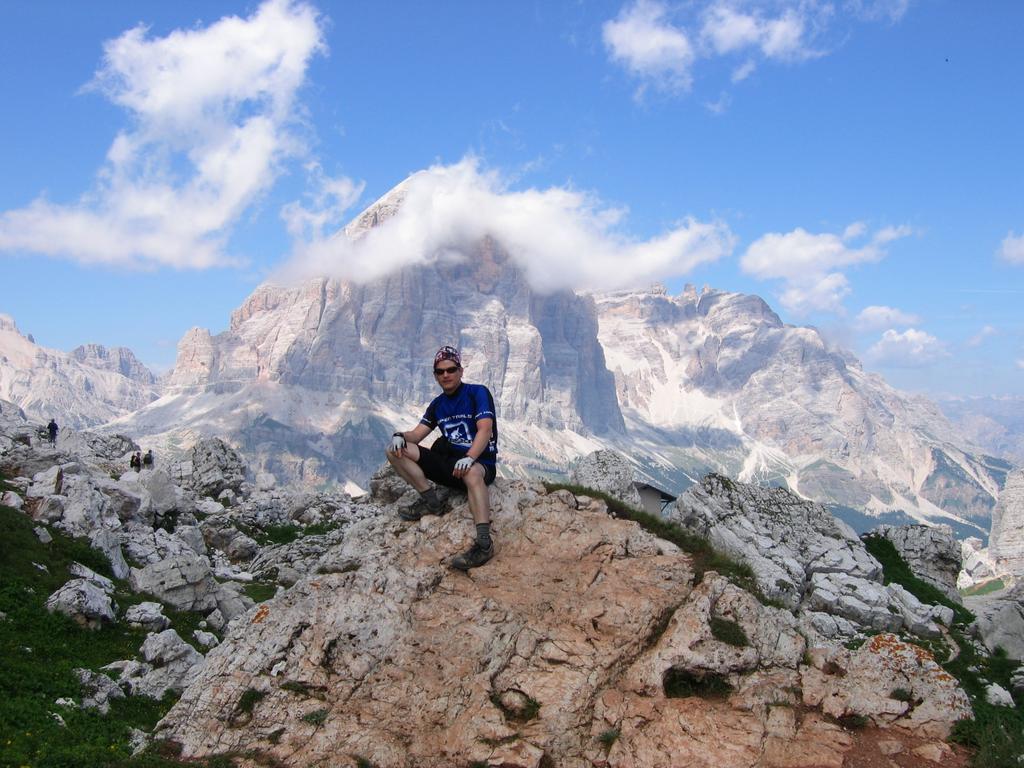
top-left (604, 1), bottom-right (905, 96)
top-left (602, 0), bottom-right (695, 93)
top-left (740, 223), bottom-right (911, 315)
top-left (277, 158), bottom-right (735, 292)
top-left (0, 0), bottom-right (326, 269)
top-left (1017, 359), bottom-right (1024, 370)
top-left (845, 0), bottom-right (912, 23)
top-left (966, 325), bottom-right (998, 348)
top-left (282, 163), bottom-right (365, 241)
top-left (704, 92), bottom-right (732, 114)
top-left (998, 231), bottom-right (1024, 264)
top-left (731, 59), bottom-right (757, 82)
top-left (701, 4), bottom-right (816, 61)
top-left (866, 328), bottom-right (949, 367)
top-left (855, 305), bottom-right (920, 331)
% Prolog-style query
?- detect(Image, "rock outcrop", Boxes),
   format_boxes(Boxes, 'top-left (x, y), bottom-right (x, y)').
top-left (965, 582), bottom-right (1024, 661)
top-left (665, 475), bottom-right (951, 640)
top-left (155, 477), bottom-right (973, 767)
top-left (568, 449), bottom-right (642, 508)
top-left (874, 524), bottom-right (962, 602)
top-left (989, 468), bottom-right (1024, 577)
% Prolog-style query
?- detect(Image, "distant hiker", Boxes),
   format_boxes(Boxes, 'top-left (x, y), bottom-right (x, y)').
top-left (385, 345), bottom-right (499, 570)
top-left (142, 449), bottom-right (154, 468)
top-left (46, 418), bottom-right (58, 445)
top-left (130, 452), bottom-right (142, 472)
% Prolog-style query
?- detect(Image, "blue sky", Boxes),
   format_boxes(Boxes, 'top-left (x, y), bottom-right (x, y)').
top-left (0, 0), bottom-right (1021, 397)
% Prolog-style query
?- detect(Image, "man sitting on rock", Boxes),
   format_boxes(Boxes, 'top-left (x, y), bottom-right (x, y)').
top-left (385, 345), bottom-right (498, 570)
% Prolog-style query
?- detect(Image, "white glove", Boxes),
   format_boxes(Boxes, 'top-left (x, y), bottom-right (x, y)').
top-left (389, 433), bottom-right (406, 453)
top-left (454, 457), bottom-right (475, 472)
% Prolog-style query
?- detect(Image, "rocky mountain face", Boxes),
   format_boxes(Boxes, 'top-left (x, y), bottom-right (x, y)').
top-left (989, 468), bottom-right (1024, 577)
top-left (0, 314), bottom-right (159, 428)
top-left (104, 183), bottom-right (1009, 531)
top-left (70, 343), bottom-right (157, 385)
top-left (4, 410), bottom-right (992, 767)
top-left (594, 285), bottom-right (1009, 528)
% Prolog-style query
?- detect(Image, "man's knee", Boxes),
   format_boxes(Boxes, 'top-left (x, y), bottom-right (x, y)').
top-left (464, 466), bottom-right (486, 487)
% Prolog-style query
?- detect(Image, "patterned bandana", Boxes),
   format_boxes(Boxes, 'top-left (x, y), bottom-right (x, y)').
top-left (434, 345), bottom-right (461, 367)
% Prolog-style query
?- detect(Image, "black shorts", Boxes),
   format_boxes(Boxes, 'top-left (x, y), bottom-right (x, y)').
top-left (415, 446), bottom-right (496, 490)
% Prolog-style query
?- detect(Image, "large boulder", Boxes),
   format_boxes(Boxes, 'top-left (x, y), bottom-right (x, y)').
top-left (801, 634), bottom-right (972, 738)
top-left (104, 629), bottom-right (205, 700)
top-left (46, 578), bottom-right (117, 629)
top-left (186, 438), bottom-right (247, 498)
top-left (873, 524), bottom-right (962, 603)
top-left (568, 450), bottom-right (643, 509)
top-left (129, 555), bottom-right (219, 612)
top-left (74, 668), bottom-right (125, 714)
top-left (965, 582), bottom-right (1024, 660)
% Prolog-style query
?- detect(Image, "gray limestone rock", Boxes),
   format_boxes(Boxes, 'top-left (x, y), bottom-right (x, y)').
top-left (2, 490), bottom-right (24, 509)
top-left (129, 556), bottom-right (218, 612)
top-left (68, 562), bottom-right (115, 593)
top-left (985, 683), bottom-right (1015, 707)
top-left (990, 468), bottom-right (1024, 578)
top-left (803, 572), bottom-right (903, 633)
top-left (959, 536), bottom-right (996, 590)
top-left (34, 525), bottom-right (52, 543)
top-left (873, 524), bottom-right (962, 603)
top-left (193, 630), bottom-right (220, 649)
top-left (188, 438), bottom-right (247, 498)
top-left (46, 578), bottom-right (117, 629)
top-left (667, 474), bottom-right (881, 611)
top-left (102, 630), bottom-right (206, 701)
top-left (74, 668), bottom-right (125, 714)
top-left (124, 602), bottom-right (171, 631)
top-left (966, 583), bottom-right (1024, 661)
top-left (90, 529), bottom-right (130, 579)
top-left (568, 449), bottom-right (643, 509)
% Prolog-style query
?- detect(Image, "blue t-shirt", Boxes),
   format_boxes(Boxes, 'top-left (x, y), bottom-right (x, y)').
top-left (420, 383), bottom-right (498, 466)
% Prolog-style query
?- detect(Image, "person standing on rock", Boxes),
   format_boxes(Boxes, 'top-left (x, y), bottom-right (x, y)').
top-left (47, 418), bottom-right (58, 446)
top-left (385, 345), bottom-right (498, 570)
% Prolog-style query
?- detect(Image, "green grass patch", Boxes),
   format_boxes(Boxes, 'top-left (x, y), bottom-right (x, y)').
top-left (302, 520), bottom-right (342, 537)
top-left (662, 668), bottom-right (733, 699)
top-left (861, 534), bottom-right (974, 625)
top-left (598, 728), bottom-right (620, 749)
top-left (835, 714), bottom-right (870, 730)
top-left (960, 578), bottom-right (1005, 597)
top-left (543, 482), bottom-right (770, 601)
top-left (254, 524), bottom-right (302, 546)
top-left (300, 708), bottom-right (329, 726)
top-left (243, 582), bottom-right (278, 603)
top-left (709, 616), bottom-right (749, 647)
top-left (863, 530), bottom-right (1023, 768)
top-left (0, 502), bottom-right (230, 767)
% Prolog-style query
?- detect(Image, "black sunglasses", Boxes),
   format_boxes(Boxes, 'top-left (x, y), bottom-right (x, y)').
top-left (434, 365), bottom-right (460, 375)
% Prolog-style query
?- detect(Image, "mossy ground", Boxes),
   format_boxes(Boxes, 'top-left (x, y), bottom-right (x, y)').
top-left (863, 534), bottom-right (1022, 768)
top-left (0, 501), bottom-right (231, 767)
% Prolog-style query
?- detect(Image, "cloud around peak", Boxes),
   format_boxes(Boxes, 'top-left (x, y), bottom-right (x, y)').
top-left (275, 158), bottom-right (736, 292)
top-left (0, 0), bottom-right (326, 270)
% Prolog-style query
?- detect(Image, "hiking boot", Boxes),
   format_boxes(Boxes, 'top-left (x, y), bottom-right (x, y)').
top-left (398, 495), bottom-right (444, 522)
top-left (451, 541), bottom-right (494, 571)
